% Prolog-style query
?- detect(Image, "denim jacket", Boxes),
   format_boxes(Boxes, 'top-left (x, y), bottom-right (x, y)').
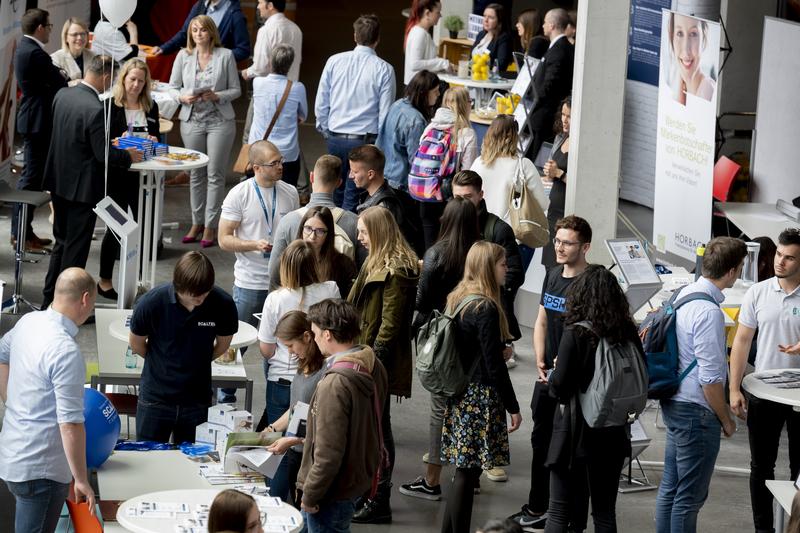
top-left (377, 98), bottom-right (427, 191)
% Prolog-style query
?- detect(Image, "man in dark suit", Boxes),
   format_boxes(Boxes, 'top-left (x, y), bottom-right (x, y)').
top-left (41, 55), bottom-right (143, 308)
top-left (528, 8), bottom-right (574, 160)
top-left (12, 9), bottom-right (67, 251)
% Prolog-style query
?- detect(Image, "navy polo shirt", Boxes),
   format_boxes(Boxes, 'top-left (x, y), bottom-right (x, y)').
top-left (131, 283), bottom-right (238, 406)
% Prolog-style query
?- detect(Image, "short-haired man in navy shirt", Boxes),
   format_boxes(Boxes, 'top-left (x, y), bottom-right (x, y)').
top-left (129, 251), bottom-right (238, 443)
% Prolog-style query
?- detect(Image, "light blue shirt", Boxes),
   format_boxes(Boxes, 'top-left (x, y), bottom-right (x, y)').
top-left (314, 45), bottom-right (396, 136)
top-left (0, 308), bottom-right (85, 483)
top-left (672, 277), bottom-right (727, 411)
top-left (205, 0), bottom-right (231, 28)
top-left (249, 74), bottom-right (308, 162)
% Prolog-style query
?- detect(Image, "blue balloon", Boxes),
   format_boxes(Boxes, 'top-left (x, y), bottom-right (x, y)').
top-left (83, 388), bottom-right (121, 468)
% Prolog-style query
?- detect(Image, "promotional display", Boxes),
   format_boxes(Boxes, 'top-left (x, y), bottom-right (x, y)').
top-left (653, 11), bottom-right (720, 261)
top-left (0, 1), bottom-right (23, 185)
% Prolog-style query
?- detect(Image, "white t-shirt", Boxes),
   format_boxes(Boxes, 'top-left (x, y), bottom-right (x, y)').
top-left (737, 277), bottom-right (800, 372)
top-left (258, 281), bottom-right (341, 381)
top-left (470, 156), bottom-right (549, 223)
top-left (220, 178), bottom-right (300, 290)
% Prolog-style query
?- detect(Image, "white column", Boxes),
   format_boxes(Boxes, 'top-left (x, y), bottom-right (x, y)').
top-left (565, 0), bottom-right (632, 265)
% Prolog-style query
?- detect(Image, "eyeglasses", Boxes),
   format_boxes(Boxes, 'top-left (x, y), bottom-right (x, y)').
top-left (259, 158), bottom-right (284, 168)
top-left (553, 237), bottom-right (583, 248)
top-left (303, 225), bottom-right (328, 238)
top-left (44, 23), bottom-right (53, 28)
top-left (68, 32), bottom-right (88, 38)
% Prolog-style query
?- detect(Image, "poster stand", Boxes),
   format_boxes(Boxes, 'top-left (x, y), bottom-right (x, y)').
top-left (93, 196), bottom-right (139, 309)
top-left (606, 238), bottom-right (662, 313)
top-left (619, 420), bottom-right (656, 493)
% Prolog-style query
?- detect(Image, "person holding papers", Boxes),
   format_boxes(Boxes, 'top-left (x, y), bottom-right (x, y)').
top-left (169, 15), bottom-right (241, 247)
top-left (259, 310), bottom-right (328, 506)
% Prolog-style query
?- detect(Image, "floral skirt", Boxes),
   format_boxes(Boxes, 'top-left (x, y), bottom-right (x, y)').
top-left (440, 382), bottom-right (510, 469)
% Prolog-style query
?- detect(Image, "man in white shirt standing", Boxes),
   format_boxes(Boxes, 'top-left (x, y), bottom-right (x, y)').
top-left (241, 0), bottom-right (303, 143)
top-left (217, 140), bottom-right (299, 403)
top-left (0, 268), bottom-right (97, 533)
top-left (729, 228), bottom-right (800, 533)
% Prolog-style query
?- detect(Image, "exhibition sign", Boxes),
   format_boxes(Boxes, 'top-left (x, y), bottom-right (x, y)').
top-left (653, 10), bottom-right (720, 261)
top-left (0, 0), bottom-right (23, 186)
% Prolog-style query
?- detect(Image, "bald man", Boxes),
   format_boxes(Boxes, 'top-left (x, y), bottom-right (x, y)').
top-left (0, 268), bottom-right (96, 533)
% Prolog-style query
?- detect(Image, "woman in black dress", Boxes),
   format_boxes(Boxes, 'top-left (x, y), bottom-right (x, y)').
top-left (541, 96), bottom-right (571, 269)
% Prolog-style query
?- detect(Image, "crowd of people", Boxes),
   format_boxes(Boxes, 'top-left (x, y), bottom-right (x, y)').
top-left (2, 2), bottom-right (800, 533)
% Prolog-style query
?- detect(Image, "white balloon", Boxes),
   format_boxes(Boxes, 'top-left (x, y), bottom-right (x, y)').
top-left (99, 0), bottom-right (137, 29)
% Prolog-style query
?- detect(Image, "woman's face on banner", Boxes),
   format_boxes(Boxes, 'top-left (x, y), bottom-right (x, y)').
top-left (672, 14), bottom-right (704, 81)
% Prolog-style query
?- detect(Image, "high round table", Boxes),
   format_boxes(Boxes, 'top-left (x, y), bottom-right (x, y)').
top-left (117, 489), bottom-right (303, 533)
top-left (108, 315), bottom-right (258, 351)
top-left (438, 73), bottom-right (514, 108)
top-left (130, 147), bottom-right (209, 292)
top-left (742, 370), bottom-right (800, 410)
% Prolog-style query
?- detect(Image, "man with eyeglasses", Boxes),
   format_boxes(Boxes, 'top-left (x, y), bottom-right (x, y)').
top-left (218, 140), bottom-right (298, 403)
top-left (509, 214), bottom-right (591, 531)
top-left (12, 8), bottom-right (67, 253)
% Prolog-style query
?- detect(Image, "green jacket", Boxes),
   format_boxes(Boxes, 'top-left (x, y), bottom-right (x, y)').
top-left (348, 264), bottom-right (419, 398)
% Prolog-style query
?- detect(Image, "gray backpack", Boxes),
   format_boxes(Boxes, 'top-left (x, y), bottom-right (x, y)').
top-left (575, 322), bottom-right (648, 428)
top-left (415, 295), bottom-right (482, 398)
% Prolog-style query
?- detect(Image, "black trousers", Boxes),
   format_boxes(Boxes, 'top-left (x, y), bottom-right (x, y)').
top-left (747, 396), bottom-right (800, 532)
top-left (99, 172), bottom-right (140, 280)
top-left (441, 467), bottom-right (481, 533)
top-left (419, 201), bottom-right (445, 252)
top-left (375, 394), bottom-right (396, 502)
top-left (42, 195), bottom-right (96, 306)
top-left (543, 451), bottom-right (625, 533)
top-left (12, 130), bottom-right (50, 239)
top-left (529, 381), bottom-right (557, 514)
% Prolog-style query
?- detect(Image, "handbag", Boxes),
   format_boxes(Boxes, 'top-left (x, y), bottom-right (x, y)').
top-left (507, 157), bottom-right (549, 248)
top-left (233, 80), bottom-right (293, 175)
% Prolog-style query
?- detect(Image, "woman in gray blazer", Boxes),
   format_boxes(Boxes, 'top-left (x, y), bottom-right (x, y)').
top-left (169, 15), bottom-right (241, 247)
top-left (50, 18), bottom-right (96, 86)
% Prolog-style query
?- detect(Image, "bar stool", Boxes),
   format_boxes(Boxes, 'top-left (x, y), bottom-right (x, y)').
top-left (0, 180), bottom-right (51, 313)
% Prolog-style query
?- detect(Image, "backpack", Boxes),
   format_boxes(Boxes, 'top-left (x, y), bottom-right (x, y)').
top-left (638, 288), bottom-right (719, 399)
top-left (299, 206), bottom-right (355, 260)
top-left (407, 127), bottom-right (457, 203)
top-left (415, 295), bottom-right (482, 397)
top-left (575, 322), bottom-right (649, 428)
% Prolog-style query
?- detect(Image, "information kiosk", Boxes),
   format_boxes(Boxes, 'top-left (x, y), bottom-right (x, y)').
top-left (94, 197), bottom-right (139, 309)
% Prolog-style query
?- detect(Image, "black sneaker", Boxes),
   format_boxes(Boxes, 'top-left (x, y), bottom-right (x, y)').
top-left (509, 507), bottom-right (547, 531)
top-left (399, 476), bottom-right (442, 501)
top-left (351, 498), bottom-right (392, 524)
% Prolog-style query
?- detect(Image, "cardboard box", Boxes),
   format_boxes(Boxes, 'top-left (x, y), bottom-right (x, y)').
top-left (195, 421), bottom-right (228, 445)
top-left (207, 404), bottom-right (236, 426)
top-left (225, 410), bottom-right (253, 432)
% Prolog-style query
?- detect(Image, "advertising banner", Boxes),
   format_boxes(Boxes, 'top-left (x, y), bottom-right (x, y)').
top-left (653, 10), bottom-right (720, 261)
top-left (0, 0), bottom-right (24, 185)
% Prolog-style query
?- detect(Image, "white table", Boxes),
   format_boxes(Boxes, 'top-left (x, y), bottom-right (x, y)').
top-left (94, 315), bottom-right (257, 411)
top-left (131, 147), bottom-right (209, 290)
top-left (766, 479), bottom-right (796, 533)
top-left (439, 73), bottom-right (514, 108)
top-left (715, 202), bottom-right (800, 242)
top-left (632, 266), bottom-right (747, 326)
top-left (117, 489), bottom-right (303, 533)
top-left (742, 370), bottom-right (800, 410)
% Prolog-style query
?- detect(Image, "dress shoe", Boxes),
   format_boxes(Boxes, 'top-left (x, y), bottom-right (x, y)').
top-left (200, 239), bottom-right (215, 249)
top-left (182, 226), bottom-right (204, 244)
top-left (351, 498), bottom-right (392, 524)
top-left (165, 171), bottom-right (190, 186)
top-left (97, 284), bottom-right (119, 300)
top-left (29, 232), bottom-right (52, 246)
top-left (10, 237), bottom-right (49, 253)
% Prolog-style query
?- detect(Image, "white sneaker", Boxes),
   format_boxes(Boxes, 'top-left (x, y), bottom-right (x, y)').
top-left (506, 357), bottom-right (517, 369)
top-left (486, 467), bottom-right (508, 482)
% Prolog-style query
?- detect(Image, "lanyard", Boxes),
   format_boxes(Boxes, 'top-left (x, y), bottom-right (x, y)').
top-left (252, 178), bottom-right (277, 237)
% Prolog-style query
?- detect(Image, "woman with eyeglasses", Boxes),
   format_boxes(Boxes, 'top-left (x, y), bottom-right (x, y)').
top-left (295, 206), bottom-right (357, 297)
top-left (346, 205), bottom-right (419, 521)
top-left (170, 15), bottom-right (241, 247)
top-left (208, 489), bottom-right (264, 533)
top-left (257, 240), bottom-right (339, 432)
top-left (50, 18), bottom-right (95, 86)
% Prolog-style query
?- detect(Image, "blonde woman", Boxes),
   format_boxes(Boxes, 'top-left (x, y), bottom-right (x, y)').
top-left (50, 18), bottom-right (95, 85)
top-left (442, 86), bottom-right (477, 172)
top-left (258, 240), bottom-right (339, 429)
top-left (169, 15), bottom-right (241, 247)
top-left (347, 205), bottom-right (419, 522)
top-left (470, 114), bottom-right (548, 224)
top-left (439, 241), bottom-right (521, 533)
top-left (98, 58), bottom-right (160, 300)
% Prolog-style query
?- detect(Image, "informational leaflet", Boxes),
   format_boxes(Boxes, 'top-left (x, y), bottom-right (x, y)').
top-left (286, 401), bottom-right (309, 438)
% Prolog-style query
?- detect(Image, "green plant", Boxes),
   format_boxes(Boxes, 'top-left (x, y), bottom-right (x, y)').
top-left (443, 15), bottom-right (465, 32)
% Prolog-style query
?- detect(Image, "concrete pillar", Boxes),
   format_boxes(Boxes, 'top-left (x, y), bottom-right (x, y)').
top-left (564, 0), bottom-right (631, 265)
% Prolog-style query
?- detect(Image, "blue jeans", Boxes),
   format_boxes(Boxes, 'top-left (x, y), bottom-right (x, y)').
top-left (4, 478), bottom-right (70, 533)
top-left (655, 400), bottom-right (722, 533)
top-left (219, 286), bottom-right (269, 402)
top-left (326, 136), bottom-right (364, 211)
top-left (136, 399), bottom-right (208, 444)
top-left (263, 372), bottom-right (292, 500)
top-left (302, 499), bottom-right (357, 533)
